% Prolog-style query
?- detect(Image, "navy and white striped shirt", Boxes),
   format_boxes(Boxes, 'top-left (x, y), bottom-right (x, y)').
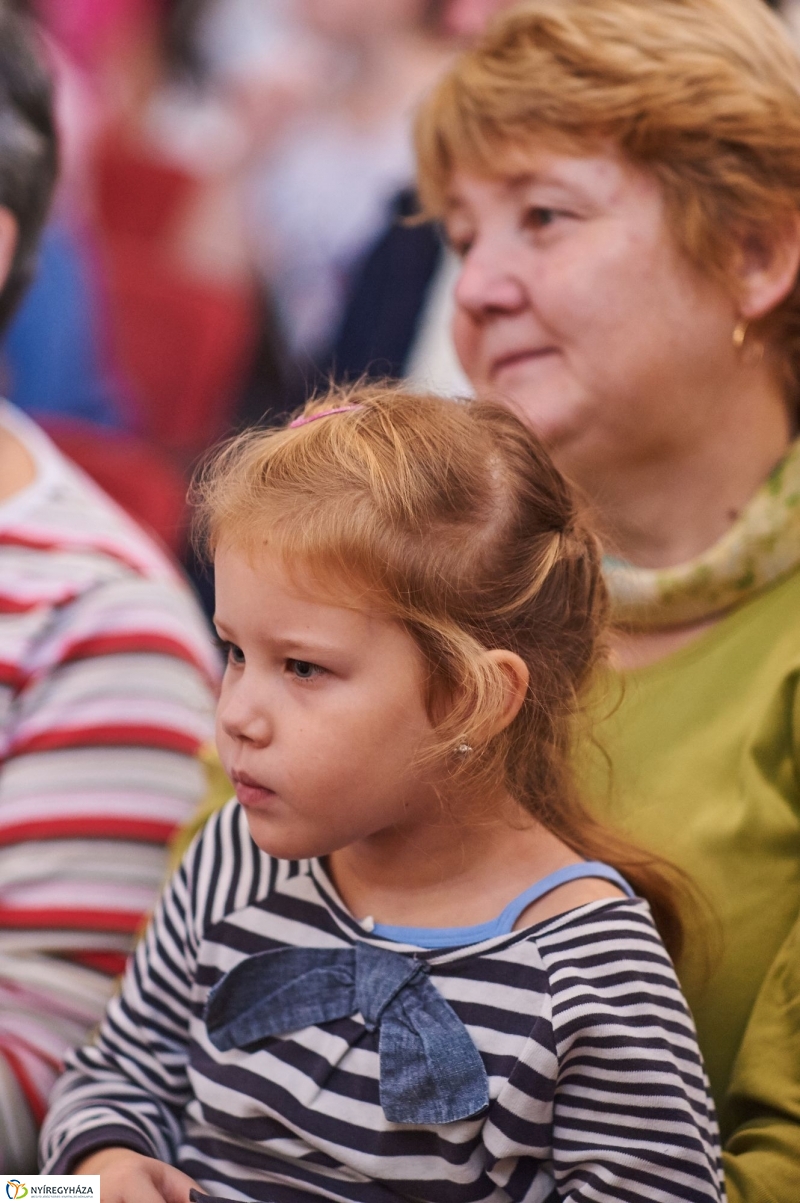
top-left (41, 800), bottom-right (724, 1202)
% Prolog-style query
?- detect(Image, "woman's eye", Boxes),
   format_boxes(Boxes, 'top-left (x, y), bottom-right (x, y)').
top-left (214, 636), bottom-right (244, 667)
top-left (287, 659), bottom-right (324, 681)
top-left (444, 227), bottom-right (474, 258)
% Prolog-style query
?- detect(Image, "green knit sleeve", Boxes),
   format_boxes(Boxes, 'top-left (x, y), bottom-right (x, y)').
top-left (723, 909), bottom-right (800, 1203)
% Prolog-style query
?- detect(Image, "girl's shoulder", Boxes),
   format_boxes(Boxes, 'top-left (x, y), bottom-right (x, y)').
top-left (517, 896), bottom-right (693, 1036)
top-left (523, 893), bottom-right (665, 950)
top-left (522, 894), bottom-right (675, 976)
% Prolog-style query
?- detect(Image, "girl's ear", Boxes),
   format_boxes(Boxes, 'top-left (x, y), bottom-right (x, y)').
top-left (732, 214), bottom-right (800, 320)
top-left (484, 649), bottom-right (529, 736)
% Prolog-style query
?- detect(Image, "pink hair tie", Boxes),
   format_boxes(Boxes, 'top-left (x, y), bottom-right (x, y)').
top-left (289, 405), bottom-right (363, 428)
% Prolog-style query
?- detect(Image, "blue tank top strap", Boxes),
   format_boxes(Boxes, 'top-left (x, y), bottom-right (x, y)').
top-left (369, 861), bottom-right (636, 949)
top-left (495, 861), bottom-right (635, 934)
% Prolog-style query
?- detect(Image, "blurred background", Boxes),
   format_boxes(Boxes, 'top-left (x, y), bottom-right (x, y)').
top-left (3, 0), bottom-right (795, 600)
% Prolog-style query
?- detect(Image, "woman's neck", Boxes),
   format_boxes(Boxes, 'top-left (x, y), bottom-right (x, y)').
top-left (566, 377), bottom-right (793, 570)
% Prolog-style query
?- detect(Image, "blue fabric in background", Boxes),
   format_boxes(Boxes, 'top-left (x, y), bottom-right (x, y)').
top-left (2, 222), bottom-right (126, 429)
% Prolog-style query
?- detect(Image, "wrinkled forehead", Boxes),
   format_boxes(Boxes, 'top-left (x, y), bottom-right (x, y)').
top-left (419, 124), bottom-right (611, 218)
top-left (439, 137), bottom-right (641, 220)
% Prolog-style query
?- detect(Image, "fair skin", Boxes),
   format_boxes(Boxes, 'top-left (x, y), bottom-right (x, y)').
top-left (447, 149), bottom-right (800, 666)
top-left (0, 207), bottom-right (36, 502)
top-left (0, 424), bottom-right (35, 501)
top-left (442, 0), bottom-right (516, 38)
top-left (76, 542), bottom-right (623, 1194)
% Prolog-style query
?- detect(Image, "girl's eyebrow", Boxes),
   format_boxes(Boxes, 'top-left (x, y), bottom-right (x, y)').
top-left (278, 636), bottom-right (345, 656)
top-left (216, 625), bottom-right (354, 659)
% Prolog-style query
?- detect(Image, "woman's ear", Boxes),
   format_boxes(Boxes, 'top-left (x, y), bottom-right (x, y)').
top-left (733, 214), bottom-right (800, 321)
top-left (484, 649), bottom-right (529, 736)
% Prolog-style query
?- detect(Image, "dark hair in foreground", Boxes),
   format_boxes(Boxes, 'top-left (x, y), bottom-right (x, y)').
top-left (194, 382), bottom-right (691, 961)
top-left (0, 4), bottom-right (57, 330)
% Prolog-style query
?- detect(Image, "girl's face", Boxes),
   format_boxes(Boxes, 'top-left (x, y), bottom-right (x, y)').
top-left (447, 148), bottom-right (740, 480)
top-left (214, 545), bottom-right (441, 860)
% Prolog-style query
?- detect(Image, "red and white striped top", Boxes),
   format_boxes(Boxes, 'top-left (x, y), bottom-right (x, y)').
top-left (0, 402), bottom-right (218, 1171)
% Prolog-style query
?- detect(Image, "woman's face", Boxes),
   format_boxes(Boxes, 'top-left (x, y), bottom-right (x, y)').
top-left (447, 148), bottom-right (741, 478)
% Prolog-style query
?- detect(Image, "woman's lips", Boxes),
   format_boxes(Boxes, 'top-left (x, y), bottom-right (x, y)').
top-left (232, 772), bottom-right (277, 809)
top-left (491, 348), bottom-right (555, 378)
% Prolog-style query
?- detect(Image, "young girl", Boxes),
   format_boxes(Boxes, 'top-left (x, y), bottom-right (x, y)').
top-left (40, 386), bottom-right (724, 1203)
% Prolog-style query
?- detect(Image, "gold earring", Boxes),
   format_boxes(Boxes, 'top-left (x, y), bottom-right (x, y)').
top-left (732, 318), bottom-right (764, 365)
top-left (732, 319), bottom-right (748, 350)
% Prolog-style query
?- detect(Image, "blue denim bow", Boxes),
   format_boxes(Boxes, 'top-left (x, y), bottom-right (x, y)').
top-left (204, 942), bottom-right (489, 1125)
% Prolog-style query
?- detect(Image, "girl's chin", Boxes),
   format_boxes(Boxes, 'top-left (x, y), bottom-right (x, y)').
top-left (241, 808), bottom-right (343, 863)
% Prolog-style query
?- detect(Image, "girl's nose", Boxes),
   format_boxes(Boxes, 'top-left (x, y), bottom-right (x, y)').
top-left (454, 241), bottom-right (527, 319)
top-left (217, 679), bottom-right (272, 747)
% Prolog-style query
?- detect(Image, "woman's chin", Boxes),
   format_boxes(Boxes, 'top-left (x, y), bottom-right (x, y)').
top-left (495, 390), bottom-right (584, 453)
top-left (483, 368), bottom-right (580, 445)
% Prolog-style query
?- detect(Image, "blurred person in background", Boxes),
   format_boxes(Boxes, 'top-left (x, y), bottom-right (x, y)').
top-left (2, 0), bottom-right (323, 597)
top-left (76, 0), bottom-right (261, 469)
top-left (439, 0), bottom-right (513, 37)
top-left (245, 0), bottom-right (453, 371)
top-left (2, 0), bottom-right (139, 435)
top-left (318, 0), bottom-right (517, 401)
top-left (0, 0), bottom-right (227, 552)
top-left (321, 0), bottom-right (514, 396)
top-left (414, 1), bottom-right (800, 1199)
top-left (0, 3), bottom-right (218, 1169)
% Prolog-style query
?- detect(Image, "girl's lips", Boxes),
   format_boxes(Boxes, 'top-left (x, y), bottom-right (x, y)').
top-left (232, 774), bottom-right (277, 809)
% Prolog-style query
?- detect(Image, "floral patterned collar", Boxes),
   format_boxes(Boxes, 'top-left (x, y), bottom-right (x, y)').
top-left (603, 438), bottom-right (800, 630)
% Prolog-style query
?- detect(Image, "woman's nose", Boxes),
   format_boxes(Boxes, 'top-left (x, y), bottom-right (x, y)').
top-left (454, 242), bottom-right (527, 319)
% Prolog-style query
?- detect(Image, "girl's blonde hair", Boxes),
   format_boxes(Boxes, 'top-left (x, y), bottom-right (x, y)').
top-left (194, 383), bottom-right (688, 959)
top-left (414, 0), bottom-right (800, 396)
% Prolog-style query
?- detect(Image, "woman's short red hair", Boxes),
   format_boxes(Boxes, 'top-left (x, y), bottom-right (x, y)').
top-left (415, 0), bottom-right (800, 395)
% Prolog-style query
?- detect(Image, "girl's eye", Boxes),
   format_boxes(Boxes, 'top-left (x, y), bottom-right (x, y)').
top-left (287, 659), bottom-right (324, 681)
top-left (214, 636), bottom-right (244, 667)
top-left (524, 206), bottom-right (557, 230)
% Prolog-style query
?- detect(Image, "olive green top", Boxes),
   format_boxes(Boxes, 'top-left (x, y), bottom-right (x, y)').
top-left (578, 566), bottom-right (800, 1203)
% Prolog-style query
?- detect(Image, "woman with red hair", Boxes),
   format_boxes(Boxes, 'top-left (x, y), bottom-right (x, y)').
top-left (415, 2), bottom-right (800, 1199)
